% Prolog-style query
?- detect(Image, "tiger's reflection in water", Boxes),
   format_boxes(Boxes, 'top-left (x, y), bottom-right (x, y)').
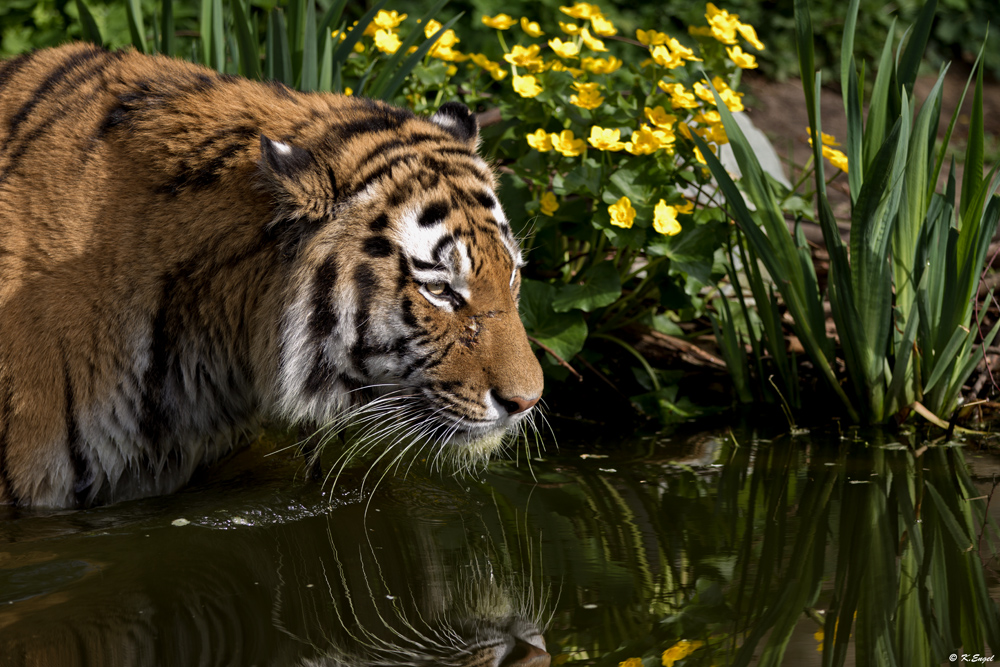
top-left (0, 473), bottom-right (551, 667)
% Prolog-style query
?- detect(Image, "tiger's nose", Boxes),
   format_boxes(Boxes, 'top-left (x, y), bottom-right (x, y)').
top-left (495, 393), bottom-right (540, 415)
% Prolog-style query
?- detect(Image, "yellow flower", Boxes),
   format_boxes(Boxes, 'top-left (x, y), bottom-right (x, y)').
top-left (822, 145), bottom-right (849, 172)
top-left (676, 199), bottom-right (695, 214)
top-left (693, 145), bottom-right (713, 164)
top-left (512, 74), bottom-right (543, 97)
top-left (658, 82), bottom-right (700, 109)
top-left (469, 52), bottom-right (492, 68)
top-left (527, 128), bottom-right (554, 151)
top-left (373, 29), bottom-right (401, 54)
top-left (353, 41), bottom-right (365, 53)
top-left (560, 2), bottom-right (603, 20)
top-left (719, 88), bottom-right (744, 112)
top-left (625, 124), bottom-right (673, 155)
top-left (737, 22), bottom-right (765, 50)
top-left (695, 77), bottom-right (744, 111)
top-left (636, 29), bottom-right (669, 46)
top-left (588, 126), bottom-right (626, 151)
top-left (666, 37), bottom-right (702, 61)
top-left (373, 9), bottom-right (407, 30)
top-left (540, 191), bottom-right (559, 216)
top-left (688, 25), bottom-right (715, 38)
top-left (559, 21), bottom-right (582, 36)
top-left (549, 37), bottom-right (580, 58)
top-left (590, 15), bottom-right (617, 37)
top-left (482, 13), bottom-right (516, 29)
top-left (693, 81), bottom-right (715, 103)
top-left (343, 86), bottom-right (353, 96)
top-left (618, 660), bottom-right (643, 667)
top-left (807, 128), bottom-right (841, 147)
top-left (706, 123), bottom-right (728, 144)
top-left (651, 45), bottom-right (684, 69)
top-left (662, 640), bottom-right (705, 667)
top-left (694, 110), bottom-right (722, 125)
top-left (654, 200), bottom-right (682, 235)
top-left (487, 65), bottom-right (508, 80)
top-left (549, 60), bottom-right (585, 76)
top-left (608, 196), bottom-right (636, 229)
top-left (570, 81), bottom-right (604, 110)
top-left (645, 106), bottom-right (677, 129)
top-left (331, 29), bottom-right (347, 41)
top-left (521, 17), bottom-right (545, 37)
top-left (551, 129), bottom-right (586, 156)
top-left (706, 3), bottom-right (740, 44)
top-left (581, 56), bottom-right (622, 74)
top-left (727, 45), bottom-right (757, 68)
top-left (504, 43), bottom-right (545, 70)
top-left (581, 27), bottom-right (608, 52)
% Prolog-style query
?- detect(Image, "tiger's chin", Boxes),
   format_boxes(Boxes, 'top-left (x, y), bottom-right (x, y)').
top-left (446, 427), bottom-right (509, 467)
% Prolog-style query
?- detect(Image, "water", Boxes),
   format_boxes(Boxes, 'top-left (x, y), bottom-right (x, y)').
top-left (0, 425), bottom-right (998, 666)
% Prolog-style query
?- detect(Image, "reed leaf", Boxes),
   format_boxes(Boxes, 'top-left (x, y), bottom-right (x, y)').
top-left (299, 0), bottom-right (317, 91)
top-left (160, 0), bottom-right (174, 56)
top-left (75, 0), bottom-right (103, 46)
top-left (377, 13), bottom-right (464, 102)
top-left (231, 0), bottom-right (260, 80)
top-left (125, 0), bottom-right (147, 53)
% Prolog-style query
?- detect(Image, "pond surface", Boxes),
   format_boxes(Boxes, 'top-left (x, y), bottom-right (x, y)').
top-left (1, 424), bottom-right (998, 666)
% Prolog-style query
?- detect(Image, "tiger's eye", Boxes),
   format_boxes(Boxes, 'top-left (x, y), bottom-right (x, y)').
top-left (426, 282), bottom-right (448, 296)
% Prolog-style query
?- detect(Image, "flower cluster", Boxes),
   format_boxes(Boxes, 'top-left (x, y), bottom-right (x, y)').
top-left (492, 2), bottom-right (762, 238)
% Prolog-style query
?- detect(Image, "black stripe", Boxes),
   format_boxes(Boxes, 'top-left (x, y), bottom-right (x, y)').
top-left (0, 53), bottom-right (114, 185)
top-left (7, 45), bottom-right (104, 142)
top-left (418, 201), bottom-right (449, 227)
top-left (139, 281), bottom-right (174, 449)
top-left (303, 352), bottom-right (337, 395)
top-left (348, 153), bottom-right (417, 197)
top-left (432, 234), bottom-right (454, 261)
top-left (369, 213), bottom-right (390, 232)
top-left (400, 296), bottom-right (418, 328)
top-left (0, 377), bottom-right (20, 505)
top-left (0, 52), bottom-right (33, 94)
top-left (349, 264), bottom-right (379, 368)
top-left (164, 140), bottom-right (246, 193)
top-left (362, 236), bottom-right (394, 258)
top-left (63, 358), bottom-right (93, 507)
top-left (410, 257), bottom-right (439, 271)
top-left (309, 256), bottom-right (339, 342)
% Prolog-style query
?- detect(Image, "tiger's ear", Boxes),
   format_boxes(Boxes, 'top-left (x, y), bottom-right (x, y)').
top-left (430, 102), bottom-right (479, 147)
top-left (258, 134), bottom-right (338, 223)
top-left (260, 134), bottom-right (314, 179)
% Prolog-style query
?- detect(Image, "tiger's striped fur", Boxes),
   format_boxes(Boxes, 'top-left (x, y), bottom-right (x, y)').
top-left (0, 43), bottom-right (543, 508)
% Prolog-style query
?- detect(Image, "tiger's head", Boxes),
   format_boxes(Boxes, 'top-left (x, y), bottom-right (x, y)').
top-left (256, 100), bottom-right (543, 466)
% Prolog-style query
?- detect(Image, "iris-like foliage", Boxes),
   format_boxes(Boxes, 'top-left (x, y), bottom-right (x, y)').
top-left (707, 0), bottom-right (1000, 423)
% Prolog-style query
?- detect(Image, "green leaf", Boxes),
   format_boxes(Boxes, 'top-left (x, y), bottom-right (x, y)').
top-left (125, 0), bottom-right (147, 53)
top-left (299, 0), bottom-right (317, 90)
top-left (520, 279), bottom-right (588, 362)
top-left (210, 0), bottom-right (224, 71)
top-left (199, 0), bottom-right (213, 66)
top-left (329, 0), bottom-right (388, 77)
top-left (266, 9), bottom-right (292, 86)
top-left (231, 0), bottom-right (260, 79)
top-left (552, 262), bottom-right (621, 313)
top-left (159, 0), bottom-right (174, 56)
top-left (960, 60), bottom-right (986, 225)
top-left (75, 0), bottom-right (103, 46)
top-left (897, 0), bottom-right (938, 96)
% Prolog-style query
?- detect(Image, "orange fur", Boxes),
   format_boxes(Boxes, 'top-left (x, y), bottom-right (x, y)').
top-left (0, 44), bottom-right (542, 508)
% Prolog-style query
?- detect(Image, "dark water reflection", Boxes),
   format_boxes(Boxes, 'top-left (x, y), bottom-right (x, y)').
top-left (0, 426), bottom-right (998, 666)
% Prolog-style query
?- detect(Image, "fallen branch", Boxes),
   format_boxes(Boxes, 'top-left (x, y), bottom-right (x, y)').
top-left (527, 335), bottom-right (583, 381)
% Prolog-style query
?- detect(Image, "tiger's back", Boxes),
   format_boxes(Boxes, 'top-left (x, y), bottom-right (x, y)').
top-left (0, 43), bottom-right (543, 508)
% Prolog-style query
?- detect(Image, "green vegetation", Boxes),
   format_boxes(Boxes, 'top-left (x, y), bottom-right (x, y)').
top-left (709, 0), bottom-right (999, 423)
top-left (6, 0), bottom-right (999, 427)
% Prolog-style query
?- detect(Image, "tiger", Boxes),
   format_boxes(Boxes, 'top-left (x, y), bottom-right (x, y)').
top-left (0, 42), bottom-right (544, 509)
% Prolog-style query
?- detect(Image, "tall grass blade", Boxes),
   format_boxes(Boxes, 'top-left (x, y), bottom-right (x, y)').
top-left (210, 0), bottom-right (224, 71)
top-left (286, 0), bottom-right (306, 83)
top-left (318, 0), bottom-right (349, 43)
top-left (267, 9), bottom-right (292, 86)
top-left (318, 30), bottom-right (334, 92)
top-left (863, 21), bottom-right (898, 169)
top-left (300, 0), bottom-right (318, 91)
top-left (231, 0), bottom-right (260, 79)
top-left (930, 43), bottom-right (984, 200)
top-left (897, 0), bottom-right (937, 95)
top-left (960, 62), bottom-right (986, 224)
top-left (125, 0), bottom-right (148, 53)
top-left (199, 0), bottom-right (212, 66)
top-left (75, 0), bottom-right (103, 46)
top-left (160, 0), bottom-right (174, 56)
